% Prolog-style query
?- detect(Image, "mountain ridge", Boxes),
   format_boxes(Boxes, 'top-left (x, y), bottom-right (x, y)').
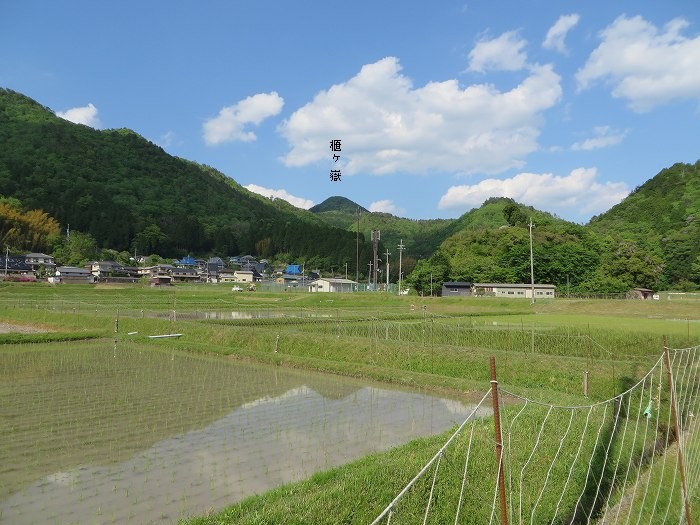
top-left (1, 87), bottom-right (698, 289)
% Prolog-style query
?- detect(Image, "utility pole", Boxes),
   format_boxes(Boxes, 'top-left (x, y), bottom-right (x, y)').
top-left (4, 246), bottom-right (8, 280)
top-left (397, 239), bottom-right (405, 296)
top-left (384, 248), bottom-right (390, 289)
top-left (529, 218), bottom-right (535, 304)
top-left (368, 261), bottom-right (373, 288)
top-left (345, 262), bottom-right (348, 281)
top-left (355, 207), bottom-right (361, 285)
top-left (371, 230), bottom-right (380, 289)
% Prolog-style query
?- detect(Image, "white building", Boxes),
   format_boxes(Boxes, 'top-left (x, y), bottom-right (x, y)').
top-left (472, 283), bottom-right (555, 299)
top-left (307, 278), bottom-right (357, 293)
top-left (233, 270), bottom-right (254, 283)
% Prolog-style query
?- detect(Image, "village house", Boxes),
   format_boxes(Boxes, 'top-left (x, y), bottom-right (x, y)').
top-left (307, 278), bottom-right (357, 293)
top-left (170, 267), bottom-right (200, 283)
top-left (233, 270), bottom-right (254, 283)
top-left (24, 253), bottom-right (55, 274)
top-left (52, 266), bottom-right (95, 284)
top-left (0, 255), bottom-right (35, 280)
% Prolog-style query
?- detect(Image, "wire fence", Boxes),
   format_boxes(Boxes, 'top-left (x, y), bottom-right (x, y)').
top-left (371, 341), bottom-right (699, 525)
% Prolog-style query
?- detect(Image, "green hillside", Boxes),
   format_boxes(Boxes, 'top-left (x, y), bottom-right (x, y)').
top-left (404, 196), bottom-right (679, 295)
top-left (1, 87), bottom-right (698, 291)
top-left (589, 161), bottom-right (700, 286)
top-left (0, 88), bottom-right (373, 270)
top-left (310, 196), bottom-right (454, 258)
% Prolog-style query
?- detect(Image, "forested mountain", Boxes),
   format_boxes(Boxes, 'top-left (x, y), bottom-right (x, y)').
top-left (310, 196), bottom-right (454, 258)
top-left (309, 196), bottom-right (367, 215)
top-left (1, 88), bottom-right (697, 291)
top-left (589, 161), bottom-right (700, 287)
top-left (405, 189), bottom-right (698, 295)
top-left (0, 88), bottom-right (375, 270)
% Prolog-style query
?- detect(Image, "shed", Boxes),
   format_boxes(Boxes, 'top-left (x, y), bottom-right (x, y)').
top-left (627, 288), bottom-right (654, 300)
top-left (441, 282), bottom-right (473, 297)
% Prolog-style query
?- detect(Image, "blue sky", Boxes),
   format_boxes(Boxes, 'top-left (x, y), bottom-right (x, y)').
top-left (2, 1), bottom-right (698, 223)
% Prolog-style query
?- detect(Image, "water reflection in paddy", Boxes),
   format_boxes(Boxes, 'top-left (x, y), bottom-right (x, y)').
top-left (0, 343), bottom-right (489, 524)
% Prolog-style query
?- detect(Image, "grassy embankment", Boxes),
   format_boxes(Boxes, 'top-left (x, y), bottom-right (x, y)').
top-left (1, 282), bottom-right (698, 523)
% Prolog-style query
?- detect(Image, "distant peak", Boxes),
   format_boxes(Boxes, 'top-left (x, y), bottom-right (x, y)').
top-left (309, 196), bottom-right (368, 214)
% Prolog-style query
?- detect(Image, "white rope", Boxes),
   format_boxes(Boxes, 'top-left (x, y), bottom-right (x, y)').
top-left (624, 359), bottom-right (660, 525)
top-left (500, 354), bottom-right (664, 410)
top-left (550, 404), bottom-right (594, 525)
top-left (531, 407), bottom-right (574, 523)
top-left (422, 452), bottom-right (442, 525)
top-left (585, 397), bottom-right (624, 525)
top-left (682, 348), bottom-right (700, 495)
top-left (488, 436), bottom-right (505, 525)
top-left (666, 346), bottom-right (694, 524)
top-left (370, 389), bottom-right (491, 525)
top-left (611, 368), bottom-right (648, 525)
top-left (600, 382), bottom-right (635, 523)
top-left (571, 403), bottom-right (609, 523)
top-left (453, 415), bottom-right (478, 525)
top-left (371, 343), bottom-right (700, 525)
top-left (659, 351), bottom-right (686, 525)
top-left (518, 404), bottom-right (552, 525)
top-left (648, 350), bottom-right (679, 524)
top-left (507, 398), bottom-right (529, 524)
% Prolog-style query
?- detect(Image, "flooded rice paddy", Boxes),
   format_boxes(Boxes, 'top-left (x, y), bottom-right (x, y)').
top-left (1, 342), bottom-right (488, 524)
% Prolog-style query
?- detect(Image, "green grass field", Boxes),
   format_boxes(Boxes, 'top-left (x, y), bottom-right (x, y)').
top-left (1, 282), bottom-right (698, 524)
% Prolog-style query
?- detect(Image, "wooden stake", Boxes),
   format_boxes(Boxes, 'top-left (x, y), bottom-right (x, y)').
top-left (490, 356), bottom-right (508, 525)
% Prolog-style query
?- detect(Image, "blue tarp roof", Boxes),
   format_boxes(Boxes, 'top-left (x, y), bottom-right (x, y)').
top-left (286, 264), bottom-right (301, 275)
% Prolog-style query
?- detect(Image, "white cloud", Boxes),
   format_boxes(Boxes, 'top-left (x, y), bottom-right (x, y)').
top-left (542, 14), bottom-right (580, 54)
top-left (369, 199), bottom-right (405, 215)
top-left (204, 92), bottom-right (284, 145)
top-left (576, 15), bottom-right (700, 111)
top-left (438, 167), bottom-right (629, 218)
top-left (571, 125), bottom-right (627, 151)
top-left (243, 184), bottom-right (314, 209)
top-left (55, 103), bottom-right (100, 127)
top-left (468, 31), bottom-right (528, 72)
top-left (279, 57), bottom-right (561, 176)
top-left (158, 131), bottom-right (176, 148)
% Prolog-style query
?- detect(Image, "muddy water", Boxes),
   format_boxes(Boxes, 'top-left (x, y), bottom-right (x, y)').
top-left (0, 343), bottom-right (489, 524)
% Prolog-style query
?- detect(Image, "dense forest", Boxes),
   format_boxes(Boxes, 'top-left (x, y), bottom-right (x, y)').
top-left (407, 173), bottom-right (700, 295)
top-left (1, 88), bottom-right (698, 292)
top-left (0, 88), bottom-right (376, 272)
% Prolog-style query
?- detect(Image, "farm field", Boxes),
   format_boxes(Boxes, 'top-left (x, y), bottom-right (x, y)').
top-left (0, 282), bottom-right (698, 524)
